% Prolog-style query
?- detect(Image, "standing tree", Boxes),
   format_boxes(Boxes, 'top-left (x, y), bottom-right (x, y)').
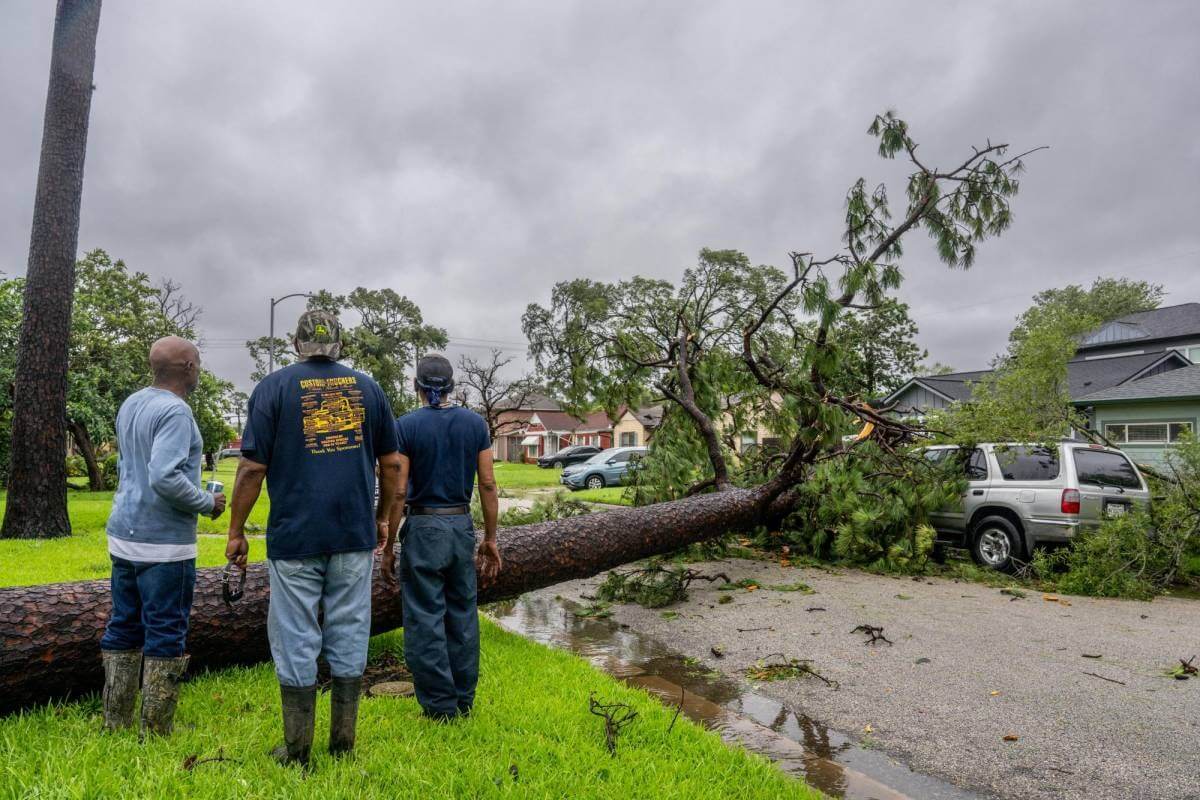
top-left (3, 0), bottom-right (103, 539)
top-left (1008, 277), bottom-right (1164, 349)
top-left (830, 298), bottom-right (926, 399)
top-left (525, 250), bottom-right (800, 495)
top-left (457, 348), bottom-right (540, 442)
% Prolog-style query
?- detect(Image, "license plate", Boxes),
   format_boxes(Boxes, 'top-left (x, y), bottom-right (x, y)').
top-left (1104, 502), bottom-right (1128, 519)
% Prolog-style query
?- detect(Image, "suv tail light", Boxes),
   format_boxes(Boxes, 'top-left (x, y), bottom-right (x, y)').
top-left (1061, 488), bottom-right (1081, 514)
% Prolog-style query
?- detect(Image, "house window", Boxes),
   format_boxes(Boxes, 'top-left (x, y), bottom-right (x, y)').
top-left (1105, 422), bottom-right (1193, 444)
top-left (619, 431), bottom-right (638, 447)
top-left (739, 433), bottom-right (758, 452)
top-left (1189, 346), bottom-right (1200, 363)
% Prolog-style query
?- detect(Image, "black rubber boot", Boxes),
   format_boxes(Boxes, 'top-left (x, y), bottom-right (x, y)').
top-left (139, 655), bottom-right (189, 740)
top-left (101, 649), bottom-right (142, 732)
top-left (328, 676), bottom-right (362, 756)
top-left (271, 684), bottom-right (317, 767)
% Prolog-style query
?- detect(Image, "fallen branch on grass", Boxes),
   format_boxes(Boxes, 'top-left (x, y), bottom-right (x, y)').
top-left (588, 692), bottom-right (639, 756)
top-left (598, 562), bottom-right (731, 608)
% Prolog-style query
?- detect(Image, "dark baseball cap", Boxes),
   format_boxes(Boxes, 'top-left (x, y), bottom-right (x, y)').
top-left (415, 354), bottom-right (454, 390)
top-left (294, 310), bottom-right (342, 359)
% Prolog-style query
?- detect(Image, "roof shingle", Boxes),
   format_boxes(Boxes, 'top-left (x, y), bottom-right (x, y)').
top-left (1073, 365), bottom-right (1200, 403)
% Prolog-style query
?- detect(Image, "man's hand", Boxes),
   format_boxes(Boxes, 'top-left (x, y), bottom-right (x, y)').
top-left (210, 492), bottom-right (227, 519)
top-left (379, 547), bottom-right (397, 589)
top-left (375, 519), bottom-right (389, 552)
top-left (226, 531), bottom-right (249, 571)
top-left (476, 538), bottom-right (502, 584)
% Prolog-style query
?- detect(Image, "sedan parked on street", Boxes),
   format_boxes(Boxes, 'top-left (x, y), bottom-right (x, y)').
top-left (561, 446), bottom-right (647, 490)
top-left (537, 445), bottom-right (601, 469)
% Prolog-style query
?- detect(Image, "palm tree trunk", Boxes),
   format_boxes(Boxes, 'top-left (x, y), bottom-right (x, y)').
top-left (1, 0), bottom-right (103, 539)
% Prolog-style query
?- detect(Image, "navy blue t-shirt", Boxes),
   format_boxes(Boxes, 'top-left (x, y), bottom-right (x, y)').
top-left (241, 359), bottom-right (399, 559)
top-left (395, 405), bottom-right (491, 508)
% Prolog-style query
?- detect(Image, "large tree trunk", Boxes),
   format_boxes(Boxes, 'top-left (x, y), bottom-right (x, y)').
top-left (0, 487), bottom-right (781, 713)
top-left (67, 417), bottom-right (104, 491)
top-left (2, 0), bottom-right (103, 540)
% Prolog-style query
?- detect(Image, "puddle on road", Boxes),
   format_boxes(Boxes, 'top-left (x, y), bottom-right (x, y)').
top-left (490, 594), bottom-right (989, 800)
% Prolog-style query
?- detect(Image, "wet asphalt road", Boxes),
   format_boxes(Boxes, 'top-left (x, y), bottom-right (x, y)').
top-left (542, 558), bottom-right (1200, 800)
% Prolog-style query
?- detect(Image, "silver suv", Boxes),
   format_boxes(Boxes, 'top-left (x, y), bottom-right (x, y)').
top-left (923, 442), bottom-right (1150, 572)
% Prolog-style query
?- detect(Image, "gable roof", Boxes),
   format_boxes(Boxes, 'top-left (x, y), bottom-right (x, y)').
top-left (886, 351), bottom-right (1191, 407)
top-left (531, 410), bottom-right (613, 433)
top-left (1073, 364), bottom-right (1200, 404)
top-left (620, 404), bottom-right (664, 428)
top-left (1077, 303), bottom-right (1200, 351)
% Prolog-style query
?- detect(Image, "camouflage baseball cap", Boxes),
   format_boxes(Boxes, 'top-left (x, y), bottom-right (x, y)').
top-left (294, 310), bottom-right (342, 359)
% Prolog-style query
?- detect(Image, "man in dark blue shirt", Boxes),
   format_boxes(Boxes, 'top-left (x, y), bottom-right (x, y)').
top-left (381, 354), bottom-right (501, 721)
top-left (225, 310), bottom-right (401, 765)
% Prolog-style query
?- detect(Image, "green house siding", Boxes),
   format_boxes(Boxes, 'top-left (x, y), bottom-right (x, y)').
top-left (1088, 399), bottom-right (1200, 468)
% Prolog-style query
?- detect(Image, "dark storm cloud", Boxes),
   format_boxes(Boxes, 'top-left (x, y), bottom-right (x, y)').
top-left (2, 1), bottom-right (1198, 388)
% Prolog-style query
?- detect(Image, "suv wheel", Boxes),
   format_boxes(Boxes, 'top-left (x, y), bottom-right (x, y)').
top-left (970, 516), bottom-right (1024, 573)
top-left (585, 475), bottom-right (605, 490)
top-left (553, 460), bottom-right (564, 470)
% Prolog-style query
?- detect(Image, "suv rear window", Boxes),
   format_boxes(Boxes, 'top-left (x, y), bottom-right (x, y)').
top-left (995, 446), bottom-right (1060, 481)
top-left (1073, 449), bottom-right (1141, 490)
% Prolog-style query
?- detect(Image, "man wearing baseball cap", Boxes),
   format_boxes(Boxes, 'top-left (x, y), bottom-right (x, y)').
top-left (380, 353), bottom-right (501, 721)
top-left (225, 310), bottom-right (401, 765)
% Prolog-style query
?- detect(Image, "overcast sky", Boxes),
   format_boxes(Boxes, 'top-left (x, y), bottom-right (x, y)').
top-left (3, 1), bottom-right (1198, 391)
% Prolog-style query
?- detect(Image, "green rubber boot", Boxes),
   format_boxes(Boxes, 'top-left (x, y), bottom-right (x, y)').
top-left (139, 655), bottom-right (189, 740)
top-left (271, 684), bottom-right (318, 767)
top-left (329, 676), bottom-right (362, 756)
top-left (101, 649), bottom-right (142, 732)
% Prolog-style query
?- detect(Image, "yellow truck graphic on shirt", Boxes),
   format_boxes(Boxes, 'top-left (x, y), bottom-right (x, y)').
top-left (302, 394), bottom-right (365, 436)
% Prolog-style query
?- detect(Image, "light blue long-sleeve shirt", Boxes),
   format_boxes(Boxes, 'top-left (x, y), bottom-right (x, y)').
top-left (106, 387), bottom-right (214, 562)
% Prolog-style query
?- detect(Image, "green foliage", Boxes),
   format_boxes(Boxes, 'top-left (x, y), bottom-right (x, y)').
top-left (1008, 277), bottom-right (1164, 350)
top-left (1038, 437), bottom-right (1200, 599)
top-left (100, 453), bottom-right (119, 491)
top-left (597, 559), bottom-right (720, 608)
top-left (773, 443), bottom-right (962, 572)
top-left (829, 299), bottom-right (926, 399)
top-left (936, 304), bottom-right (1088, 445)
top-left (188, 370), bottom-right (237, 455)
top-left (64, 455), bottom-right (86, 479)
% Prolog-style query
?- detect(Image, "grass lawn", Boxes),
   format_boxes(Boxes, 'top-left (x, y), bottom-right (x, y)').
top-left (0, 621), bottom-right (815, 800)
top-left (492, 462), bottom-right (564, 489)
top-left (570, 487), bottom-right (633, 506)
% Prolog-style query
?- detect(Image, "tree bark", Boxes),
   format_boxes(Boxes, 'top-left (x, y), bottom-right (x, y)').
top-left (0, 487), bottom-right (786, 713)
top-left (2, 0), bottom-right (103, 539)
top-left (67, 417), bottom-right (104, 491)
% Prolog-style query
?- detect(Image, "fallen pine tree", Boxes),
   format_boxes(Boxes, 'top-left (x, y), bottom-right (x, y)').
top-left (1, 111), bottom-right (1038, 714)
top-left (0, 487), bottom-right (778, 714)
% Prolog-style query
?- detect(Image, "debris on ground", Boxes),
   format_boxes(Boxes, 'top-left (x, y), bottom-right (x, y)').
top-left (575, 601), bottom-right (614, 619)
top-left (1082, 671), bottom-right (1126, 686)
top-left (1000, 588), bottom-right (1026, 600)
top-left (719, 578), bottom-right (762, 592)
top-left (851, 624), bottom-right (894, 646)
top-left (746, 654), bottom-right (838, 689)
top-left (1081, 653), bottom-right (1103, 659)
top-left (767, 581), bottom-right (815, 593)
top-left (598, 562), bottom-right (731, 608)
top-left (1003, 734), bottom-right (1020, 743)
top-left (588, 692), bottom-right (639, 756)
top-left (1166, 656), bottom-right (1198, 680)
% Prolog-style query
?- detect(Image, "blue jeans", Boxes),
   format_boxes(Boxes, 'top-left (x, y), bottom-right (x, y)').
top-left (101, 556), bottom-right (196, 658)
top-left (399, 515), bottom-right (480, 716)
top-left (267, 550), bottom-right (373, 688)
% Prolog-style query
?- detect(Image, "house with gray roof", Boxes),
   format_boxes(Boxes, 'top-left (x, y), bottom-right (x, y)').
top-left (884, 303), bottom-right (1200, 465)
top-left (1072, 365), bottom-right (1200, 467)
